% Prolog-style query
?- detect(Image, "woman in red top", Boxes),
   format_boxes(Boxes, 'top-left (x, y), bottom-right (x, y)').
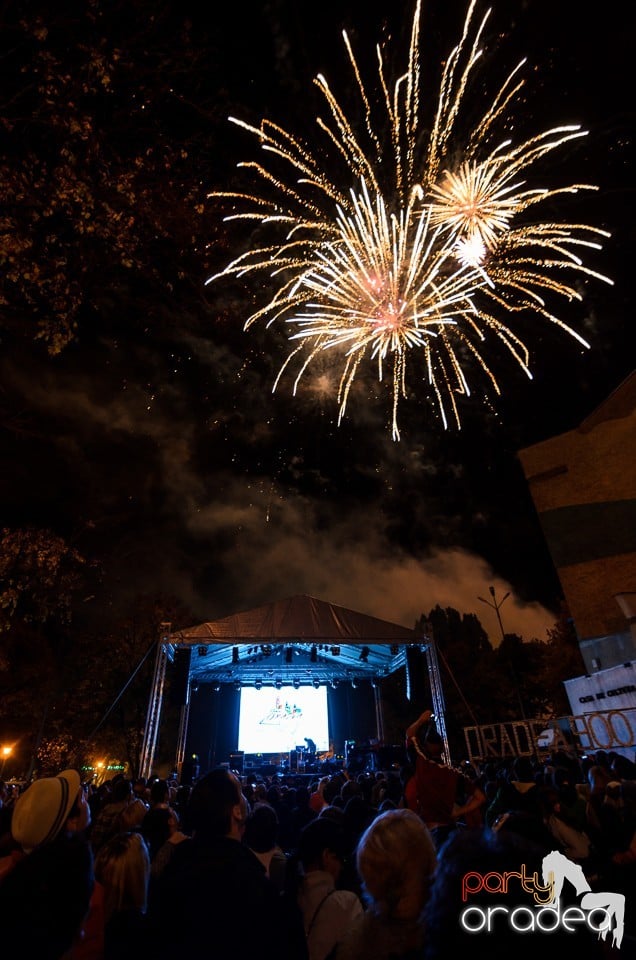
top-left (404, 709), bottom-right (485, 849)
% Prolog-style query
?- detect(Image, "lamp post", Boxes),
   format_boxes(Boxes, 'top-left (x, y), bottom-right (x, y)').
top-left (477, 585), bottom-right (510, 642)
top-left (0, 745), bottom-right (12, 777)
top-left (477, 585), bottom-right (527, 722)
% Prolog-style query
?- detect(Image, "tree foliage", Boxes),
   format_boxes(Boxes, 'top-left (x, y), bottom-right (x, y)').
top-left (495, 632), bottom-right (547, 719)
top-left (1, 583), bottom-right (193, 779)
top-left (0, 525), bottom-right (90, 717)
top-left (409, 604), bottom-right (583, 755)
top-left (71, 592), bottom-right (193, 777)
top-left (420, 606), bottom-right (503, 727)
top-left (0, 526), bottom-right (86, 632)
top-left (538, 603), bottom-right (586, 714)
top-left (0, 1), bottom-right (224, 354)
top-left (0, 525), bottom-right (93, 776)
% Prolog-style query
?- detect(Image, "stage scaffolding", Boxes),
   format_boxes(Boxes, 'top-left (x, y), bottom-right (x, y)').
top-left (139, 623), bottom-right (175, 781)
top-left (137, 606), bottom-right (449, 777)
top-left (419, 620), bottom-right (451, 765)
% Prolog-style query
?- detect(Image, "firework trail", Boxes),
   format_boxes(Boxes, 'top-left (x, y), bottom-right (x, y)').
top-left (207, 0), bottom-right (612, 439)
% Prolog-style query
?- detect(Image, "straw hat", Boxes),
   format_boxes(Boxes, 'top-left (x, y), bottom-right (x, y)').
top-left (11, 770), bottom-right (81, 853)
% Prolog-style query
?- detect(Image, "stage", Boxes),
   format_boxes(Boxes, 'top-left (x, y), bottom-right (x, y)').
top-left (218, 742), bottom-right (406, 781)
top-left (227, 749), bottom-right (345, 779)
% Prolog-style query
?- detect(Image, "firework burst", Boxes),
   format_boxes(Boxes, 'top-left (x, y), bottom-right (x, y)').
top-left (207, 0), bottom-right (612, 438)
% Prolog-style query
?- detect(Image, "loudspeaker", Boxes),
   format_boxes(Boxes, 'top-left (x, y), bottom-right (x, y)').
top-left (170, 648), bottom-right (192, 706)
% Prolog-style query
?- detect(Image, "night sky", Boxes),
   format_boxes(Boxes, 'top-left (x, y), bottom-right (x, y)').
top-left (1, 0), bottom-right (633, 645)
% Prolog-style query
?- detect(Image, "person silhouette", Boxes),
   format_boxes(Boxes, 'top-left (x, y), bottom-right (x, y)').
top-left (542, 848), bottom-right (625, 949)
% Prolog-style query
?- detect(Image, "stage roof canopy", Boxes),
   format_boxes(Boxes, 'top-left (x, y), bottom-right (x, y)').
top-left (170, 594), bottom-right (417, 686)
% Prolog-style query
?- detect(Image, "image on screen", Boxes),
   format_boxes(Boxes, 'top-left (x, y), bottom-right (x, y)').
top-left (237, 686), bottom-right (329, 754)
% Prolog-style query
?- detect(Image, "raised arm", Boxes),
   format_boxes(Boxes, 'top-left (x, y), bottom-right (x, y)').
top-left (405, 709), bottom-right (433, 742)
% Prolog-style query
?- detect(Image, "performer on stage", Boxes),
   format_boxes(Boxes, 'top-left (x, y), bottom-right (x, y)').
top-left (304, 737), bottom-right (317, 756)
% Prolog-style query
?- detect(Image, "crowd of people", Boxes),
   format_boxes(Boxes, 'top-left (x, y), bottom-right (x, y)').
top-left (0, 708), bottom-right (635, 959)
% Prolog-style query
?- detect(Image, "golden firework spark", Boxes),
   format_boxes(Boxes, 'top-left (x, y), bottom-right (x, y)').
top-left (207, 0), bottom-right (612, 438)
top-left (273, 183), bottom-right (491, 440)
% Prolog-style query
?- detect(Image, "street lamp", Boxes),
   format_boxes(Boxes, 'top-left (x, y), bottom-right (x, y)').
top-left (477, 585), bottom-right (510, 642)
top-left (477, 585), bottom-right (527, 722)
top-left (0, 744), bottom-right (13, 777)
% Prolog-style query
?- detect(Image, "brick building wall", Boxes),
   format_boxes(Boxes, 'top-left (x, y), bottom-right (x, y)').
top-left (517, 373), bottom-right (636, 653)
